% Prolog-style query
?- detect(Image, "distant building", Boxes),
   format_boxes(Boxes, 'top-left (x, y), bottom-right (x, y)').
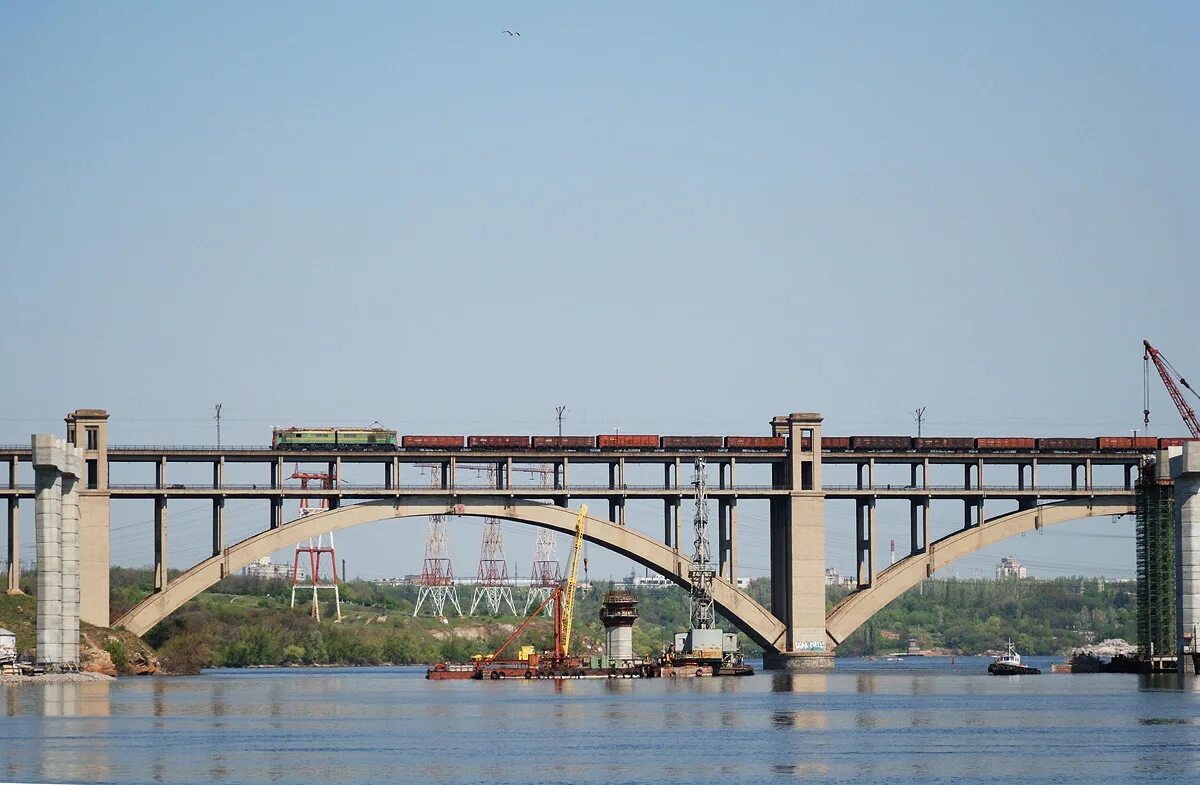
top-left (241, 556), bottom-right (298, 581)
top-left (996, 556), bottom-right (1027, 580)
top-left (826, 568), bottom-right (856, 590)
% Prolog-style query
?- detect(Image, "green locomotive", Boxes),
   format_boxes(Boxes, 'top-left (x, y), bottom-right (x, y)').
top-left (272, 427), bottom-right (398, 451)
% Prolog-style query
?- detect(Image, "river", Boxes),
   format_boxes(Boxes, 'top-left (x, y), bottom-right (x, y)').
top-left (4, 657), bottom-right (1200, 784)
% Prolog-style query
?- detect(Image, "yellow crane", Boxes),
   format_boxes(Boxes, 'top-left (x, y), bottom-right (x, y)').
top-left (558, 504), bottom-right (588, 658)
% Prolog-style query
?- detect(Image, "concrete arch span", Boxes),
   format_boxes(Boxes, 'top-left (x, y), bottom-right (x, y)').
top-left (114, 496), bottom-right (788, 650)
top-left (824, 496), bottom-right (1135, 646)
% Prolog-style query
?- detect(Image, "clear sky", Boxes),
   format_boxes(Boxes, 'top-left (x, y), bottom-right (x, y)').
top-left (2, 2), bottom-right (1197, 583)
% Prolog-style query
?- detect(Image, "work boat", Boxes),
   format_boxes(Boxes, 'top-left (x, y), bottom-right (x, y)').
top-left (988, 641), bottom-right (1041, 675)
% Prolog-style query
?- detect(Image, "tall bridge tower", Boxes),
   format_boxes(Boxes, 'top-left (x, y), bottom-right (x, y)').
top-left (765, 413), bottom-right (830, 670)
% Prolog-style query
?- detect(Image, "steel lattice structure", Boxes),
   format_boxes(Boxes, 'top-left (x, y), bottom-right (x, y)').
top-left (689, 457), bottom-right (716, 630)
top-left (524, 528), bottom-right (561, 615)
top-left (470, 519), bottom-right (517, 616)
top-left (1136, 478), bottom-right (1175, 659)
top-left (289, 466), bottom-right (342, 622)
top-left (413, 464), bottom-right (463, 617)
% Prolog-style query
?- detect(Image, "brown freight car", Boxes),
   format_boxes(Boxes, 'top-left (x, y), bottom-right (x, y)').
top-left (822, 436), bottom-right (851, 450)
top-left (532, 436), bottom-right (596, 449)
top-left (466, 436), bottom-right (531, 449)
top-left (725, 436), bottom-right (786, 450)
top-left (976, 437), bottom-right (1036, 451)
top-left (1160, 437), bottom-right (1199, 448)
top-left (1036, 438), bottom-right (1096, 451)
top-left (597, 434), bottom-right (659, 449)
top-left (914, 437), bottom-right (975, 451)
top-left (401, 435), bottom-right (464, 449)
top-left (661, 436), bottom-right (724, 450)
top-left (1098, 436), bottom-right (1159, 451)
top-left (850, 436), bottom-right (913, 451)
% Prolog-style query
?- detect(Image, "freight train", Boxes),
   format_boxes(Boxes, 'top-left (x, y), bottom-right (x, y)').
top-left (272, 428), bottom-right (1189, 453)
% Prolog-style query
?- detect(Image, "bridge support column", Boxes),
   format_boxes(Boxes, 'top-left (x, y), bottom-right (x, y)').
top-left (154, 498), bottom-right (167, 593)
top-left (729, 498), bottom-right (738, 583)
top-left (909, 499), bottom-right (919, 555)
top-left (6, 497), bottom-right (19, 594)
top-left (764, 413), bottom-right (831, 671)
top-left (212, 497), bottom-right (224, 557)
top-left (855, 498), bottom-right (876, 587)
top-left (1174, 443), bottom-right (1200, 675)
top-left (718, 499), bottom-right (729, 580)
top-left (271, 496), bottom-right (283, 530)
top-left (33, 436), bottom-right (65, 666)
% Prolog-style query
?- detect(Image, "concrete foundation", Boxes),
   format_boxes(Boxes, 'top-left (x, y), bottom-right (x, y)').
top-left (1174, 442), bottom-right (1200, 675)
top-left (762, 651), bottom-right (836, 672)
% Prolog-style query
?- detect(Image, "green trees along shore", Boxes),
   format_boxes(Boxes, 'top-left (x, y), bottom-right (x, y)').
top-left (0, 568), bottom-right (1134, 673)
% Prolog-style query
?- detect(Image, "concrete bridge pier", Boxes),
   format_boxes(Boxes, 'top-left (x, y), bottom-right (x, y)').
top-left (33, 435), bottom-right (65, 667)
top-left (32, 435), bottom-right (83, 669)
top-left (1174, 442), bottom-right (1200, 675)
top-left (763, 413), bottom-right (832, 672)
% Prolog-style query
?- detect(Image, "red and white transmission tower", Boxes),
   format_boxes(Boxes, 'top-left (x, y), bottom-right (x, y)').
top-left (469, 519), bottom-right (517, 615)
top-left (524, 528), bottom-right (561, 616)
top-left (413, 464), bottom-right (462, 617)
top-left (289, 466), bottom-right (342, 622)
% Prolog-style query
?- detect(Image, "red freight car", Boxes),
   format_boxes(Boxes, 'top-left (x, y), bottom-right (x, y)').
top-left (401, 435), bottom-right (464, 449)
top-left (1159, 437), bottom-right (1199, 448)
top-left (466, 436), bottom-right (531, 449)
top-left (1037, 438), bottom-right (1096, 451)
top-left (661, 436), bottom-right (724, 450)
top-left (597, 434), bottom-right (659, 449)
top-left (725, 436), bottom-right (786, 450)
top-left (914, 437), bottom-right (975, 451)
top-left (532, 436), bottom-right (596, 449)
top-left (850, 436), bottom-right (913, 451)
top-left (1098, 436), bottom-right (1160, 451)
top-left (976, 437), bottom-right (1036, 451)
top-left (822, 436), bottom-right (851, 450)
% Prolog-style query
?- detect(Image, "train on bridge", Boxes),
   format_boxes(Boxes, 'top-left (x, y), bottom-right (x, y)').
top-left (272, 427), bottom-right (1192, 453)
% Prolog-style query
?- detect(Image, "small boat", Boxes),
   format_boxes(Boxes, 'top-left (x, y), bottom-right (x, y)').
top-left (988, 641), bottom-right (1041, 675)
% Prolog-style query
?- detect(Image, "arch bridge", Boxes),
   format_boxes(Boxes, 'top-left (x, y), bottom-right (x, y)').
top-left (2, 409), bottom-right (1154, 670)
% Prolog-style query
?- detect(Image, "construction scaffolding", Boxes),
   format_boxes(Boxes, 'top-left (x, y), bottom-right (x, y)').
top-left (1136, 477), bottom-right (1175, 660)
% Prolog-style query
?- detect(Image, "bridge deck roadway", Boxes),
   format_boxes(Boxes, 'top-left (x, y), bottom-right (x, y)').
top-left (0, 484), bottom-right (1137, 500)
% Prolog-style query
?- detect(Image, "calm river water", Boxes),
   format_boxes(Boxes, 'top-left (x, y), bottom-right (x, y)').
top-left (4, 657), bottom-right (1200, 784)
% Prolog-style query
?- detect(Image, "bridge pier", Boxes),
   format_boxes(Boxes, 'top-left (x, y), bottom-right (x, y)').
top-left (154, 498), bottom-right (167, 592)
top-left (764, 413), bottom-right (832, 671)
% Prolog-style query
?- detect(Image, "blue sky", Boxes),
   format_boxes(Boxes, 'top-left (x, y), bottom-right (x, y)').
top-left (2, 2), bottom-right (1197, 582)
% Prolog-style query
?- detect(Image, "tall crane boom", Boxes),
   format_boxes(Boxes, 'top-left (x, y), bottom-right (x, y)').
top-left (559, 504), bottom-right (587, 658)
top-left (1144, 339), bottom-right (1200, 439)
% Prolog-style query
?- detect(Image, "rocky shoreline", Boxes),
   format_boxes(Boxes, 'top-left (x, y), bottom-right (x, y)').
top-left (1, 671), bottom-right (115, 684)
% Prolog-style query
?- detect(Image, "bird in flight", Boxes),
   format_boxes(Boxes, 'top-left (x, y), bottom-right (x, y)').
top-left (502, 30), bottom-right (520, 36)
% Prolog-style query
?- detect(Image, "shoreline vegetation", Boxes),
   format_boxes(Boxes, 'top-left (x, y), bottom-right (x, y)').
top-left (0, 569), bottom-right (1135, 676)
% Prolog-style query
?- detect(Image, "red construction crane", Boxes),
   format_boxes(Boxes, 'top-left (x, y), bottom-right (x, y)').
top-left (1144, 339), bottom-right (1200, 439)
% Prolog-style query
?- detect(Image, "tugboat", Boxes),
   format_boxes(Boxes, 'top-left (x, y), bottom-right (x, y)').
top-left (988, 641), bottom-right (1041, 675)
